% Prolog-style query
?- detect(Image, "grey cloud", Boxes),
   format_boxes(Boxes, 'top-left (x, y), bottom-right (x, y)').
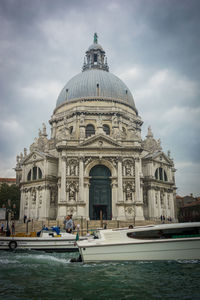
top-left (0, 0), bottom-right (199, 195)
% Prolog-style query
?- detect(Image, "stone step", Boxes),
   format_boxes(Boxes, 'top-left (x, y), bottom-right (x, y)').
top-left (7, 219), bottom-right (163, 235)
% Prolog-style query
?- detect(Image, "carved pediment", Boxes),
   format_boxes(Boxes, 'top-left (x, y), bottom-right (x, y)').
top-left (153, 152), bottom-right (172, 165)
top-left (79, 134), bottom-right (122, 148)
top-left (143, 150), bottom-right (173, 165)
top-left (22, 151), bottom-right (50, 165)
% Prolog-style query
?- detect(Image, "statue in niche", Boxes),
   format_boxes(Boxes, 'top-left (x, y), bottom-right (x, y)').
top-left (125, 163), bottom-right (131, 176)
top-left (50, 189), bottom-right (57, 204)
top-left (31, 189), bottom-right (36, 204)
top-left (69, 185), bottom-right (76, 201)
top-left (70, 164), bottom-right (76, 176)
top-left (126, 186), bottom-right (132, 201)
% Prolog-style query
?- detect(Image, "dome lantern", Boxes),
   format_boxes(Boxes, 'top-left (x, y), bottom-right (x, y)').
top-left (82, 33), bottom-right (109, 72)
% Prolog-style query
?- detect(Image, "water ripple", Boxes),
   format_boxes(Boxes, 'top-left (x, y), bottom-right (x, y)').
top-left (0, 251), bottom-right (200, 300)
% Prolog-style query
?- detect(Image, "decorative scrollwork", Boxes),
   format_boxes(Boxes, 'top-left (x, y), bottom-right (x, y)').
top-left (123, 181), bottom-right (135, 201)
top-left (66, 181), bottom-right (79, 201)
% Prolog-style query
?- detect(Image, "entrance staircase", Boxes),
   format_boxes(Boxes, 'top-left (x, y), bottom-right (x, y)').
top-left (11, 219), bottom-right (162, 235)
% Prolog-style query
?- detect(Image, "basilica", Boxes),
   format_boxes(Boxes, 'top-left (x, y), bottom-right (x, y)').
top-left (15, 34), bottom-right (176, 222)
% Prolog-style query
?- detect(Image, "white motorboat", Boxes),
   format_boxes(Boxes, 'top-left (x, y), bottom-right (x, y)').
top-left (0, 227), bottom-right (86, 252)
top-left (77, 222), bottom-right (200, 262)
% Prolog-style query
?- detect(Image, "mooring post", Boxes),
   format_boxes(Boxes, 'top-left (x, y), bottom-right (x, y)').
top-left (81, 216), bottom-right (83, 236)
top-left (100, 210), bottom-right (103, 228)
top-left (26, 221), bottom-right (28, 233)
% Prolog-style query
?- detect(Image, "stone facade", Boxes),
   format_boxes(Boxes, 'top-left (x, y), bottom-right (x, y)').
top-left (15, 34), bottom-right (176, 222)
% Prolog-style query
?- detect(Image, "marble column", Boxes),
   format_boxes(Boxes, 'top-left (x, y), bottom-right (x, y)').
top-left (60, 154), bottom-right (66, 203)
top-left (148, 189), bottom-right (154, 219)
top-left (135, 158), bottom-right (141, 202)
top-left (111, 178), bottom-right (118, 219)
top-left (84, 180), bottom-right (90, 219)
top-left (19, 189), bottom-right (25, 220)
top-left (44, 186), bottom-right (51, 219)
top-left (117, 157), bottom-right (123, 202)
top-left (79, 156), bottom-right (84, 202)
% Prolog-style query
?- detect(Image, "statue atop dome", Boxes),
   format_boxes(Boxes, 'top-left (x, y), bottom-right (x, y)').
top-left (94, 32), bottom-right (98, 44)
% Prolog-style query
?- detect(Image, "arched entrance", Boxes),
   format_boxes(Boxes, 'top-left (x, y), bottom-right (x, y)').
top-left (89, 165), bottom-right (112, 220)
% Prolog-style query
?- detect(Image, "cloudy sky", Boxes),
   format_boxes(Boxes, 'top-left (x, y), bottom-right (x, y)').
top-left (0, 0), bottom-right (199, 196)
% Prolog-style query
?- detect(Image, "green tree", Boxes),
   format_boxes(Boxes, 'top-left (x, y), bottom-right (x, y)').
top-left (0, 183), bottom-right (20, 219)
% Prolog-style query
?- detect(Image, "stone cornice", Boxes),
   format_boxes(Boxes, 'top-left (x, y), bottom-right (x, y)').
top-left (54, 97), bottom-right (138, 115)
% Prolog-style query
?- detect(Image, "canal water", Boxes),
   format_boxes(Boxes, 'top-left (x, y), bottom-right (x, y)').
top-left (0, 251), bottom-right (200, 300)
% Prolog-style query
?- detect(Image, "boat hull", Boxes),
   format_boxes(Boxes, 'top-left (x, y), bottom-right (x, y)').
top-left (79, 238), bottom-right (200, 262)
top-left (0, 237), bottom-right (79, 252)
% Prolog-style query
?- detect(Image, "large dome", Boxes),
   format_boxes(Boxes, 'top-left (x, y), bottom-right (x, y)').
top-left (56, 69), bottom-right (136, 110)
top-left (56, 34), bottom-right (137, 113)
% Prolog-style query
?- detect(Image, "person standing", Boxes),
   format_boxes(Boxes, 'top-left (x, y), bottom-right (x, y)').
top-left (65, 215), bottom-right (73, 233)
top-left (24, 215), bottom-right (27, 223)
top-left (63, 216), bottom-right (67, 229)
top-left (11, 222), bottom-right (15, 235)
top-left (1, 222), bottom-right (4, 233)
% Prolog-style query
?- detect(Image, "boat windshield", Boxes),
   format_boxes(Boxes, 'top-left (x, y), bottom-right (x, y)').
top-left (127, 226), bottom-right (200, 239)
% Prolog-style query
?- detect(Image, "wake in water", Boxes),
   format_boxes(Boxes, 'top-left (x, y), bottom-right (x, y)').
top-left (0, 250), bottom-right (73, 266)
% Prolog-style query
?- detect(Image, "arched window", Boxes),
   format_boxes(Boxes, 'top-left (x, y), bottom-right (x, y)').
top-left (86, 124), bottom-right (95, 138)
top-left (38, 168), bottom-right (42, 179)
top-left (27, 170), bottom-right (31, 181)
top-left (33, 167), bottom-right (37, 180)
top-left (159, 167), bottom-right (163, 181)
top-left (103, 124), bottom-right (110, 135)
top-left (27, 167), bottom-right (43, 181)
top-left (155, 167), bottom-right (168, 182)
top-left (155, 169), bottom-right (158, 179)
top-left (164, 170), bottom-right (168, 181)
